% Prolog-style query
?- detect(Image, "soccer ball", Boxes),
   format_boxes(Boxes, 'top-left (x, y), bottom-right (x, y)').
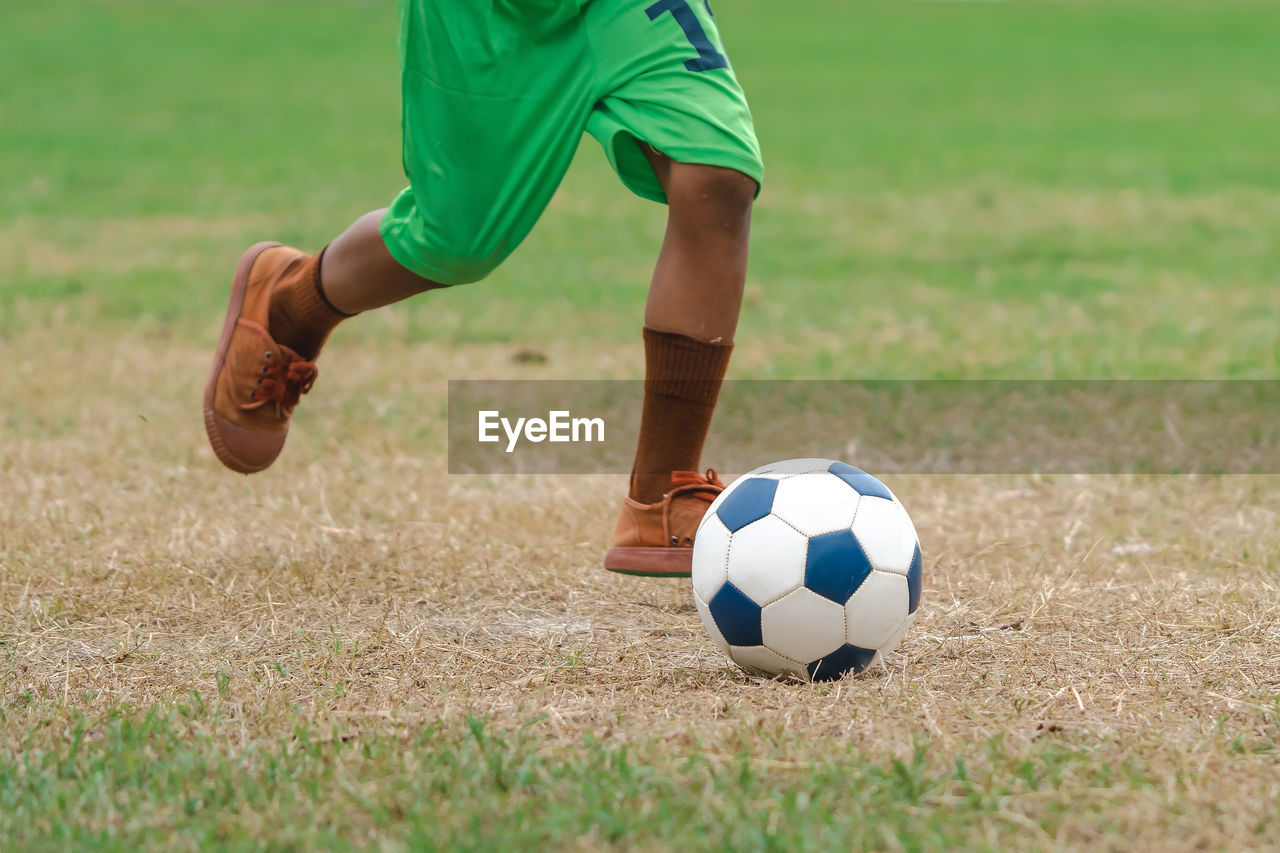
top-left (691, 459), bottom-right (922, 681)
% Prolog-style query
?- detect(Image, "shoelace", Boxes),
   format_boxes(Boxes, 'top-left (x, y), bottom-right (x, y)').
top-left (663, 469), bottom-right (725, 546)
top-left (667, 468), bottom-right (726, 503)
top-left (246, 353), bottom-right (318, 416)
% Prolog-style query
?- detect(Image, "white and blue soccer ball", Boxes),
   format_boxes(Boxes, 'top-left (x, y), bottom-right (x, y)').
top-left (692, 459), bottom-right (922, 682)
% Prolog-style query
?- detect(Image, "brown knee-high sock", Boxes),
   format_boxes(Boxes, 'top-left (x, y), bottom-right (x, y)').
top-left (630, 326), bottom-right (734, 503)
top-left (267, 247), bottom-right (355, 360)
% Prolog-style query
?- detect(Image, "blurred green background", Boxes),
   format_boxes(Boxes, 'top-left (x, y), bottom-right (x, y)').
top-left (3, 0), bottom-right (1278, 376)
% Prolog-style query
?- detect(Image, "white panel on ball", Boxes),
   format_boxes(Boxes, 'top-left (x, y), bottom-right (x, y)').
top-left (743, 457), bottom-right (836, 479)
top-left (729, 644), bottom-right (807, 679)
top-left (851, 495), bottom-right (918, 574)
top-left (771, 472), bottom-right (861, 537)
top-left (725, 515), bottom-right (808, 604)
top-left (761, 588), bottom-right (846, 664)
top-left (845, 570), bottom-right (910, 651)
top-left (693, 592), bottom-right (730, 655)
top-left (878, 615), bottom-right (916, 663)
top-left (691, 514), bottom-right (733, 602)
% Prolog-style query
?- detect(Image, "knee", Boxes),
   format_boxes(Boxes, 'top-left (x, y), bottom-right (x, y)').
top-left (664, 164), bottom-right (757, 228)
top-left (431, 250), bottom-right (504, 286)
top-left (413, 231), bottom-right (510, 286)
top-left (388, 190), bottom-right (514, 285)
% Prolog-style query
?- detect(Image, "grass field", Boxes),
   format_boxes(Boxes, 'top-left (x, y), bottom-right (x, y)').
top-left (3, 0), bottom-right (1280, 848)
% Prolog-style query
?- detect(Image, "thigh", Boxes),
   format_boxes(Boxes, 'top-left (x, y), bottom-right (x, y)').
top-left (383, 0), bottom-right (596, 283)
top-left (584, 0), bottom-right (764, 205)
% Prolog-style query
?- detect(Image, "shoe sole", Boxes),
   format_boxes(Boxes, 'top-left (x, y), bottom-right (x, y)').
top-left (603, 546), bottom-right (692, 578)
top-left (202, 241), bottom-right (283, 474)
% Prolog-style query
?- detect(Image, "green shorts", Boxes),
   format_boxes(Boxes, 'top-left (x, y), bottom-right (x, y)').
top-left (380, 0), bottom-right (763, 285)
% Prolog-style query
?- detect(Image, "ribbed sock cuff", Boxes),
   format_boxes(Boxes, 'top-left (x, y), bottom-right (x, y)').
top-left (267, 247), bottom-right (351, 360)
top-left (290, 246), bottom-right (354, 326)
top-left (311, 246), bottom-right (357, 318)
top-left (642, 326), bottom-right (734, 404)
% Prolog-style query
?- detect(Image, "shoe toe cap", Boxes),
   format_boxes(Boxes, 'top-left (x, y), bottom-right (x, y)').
top-left (206, 409), bottom-right (287, 473)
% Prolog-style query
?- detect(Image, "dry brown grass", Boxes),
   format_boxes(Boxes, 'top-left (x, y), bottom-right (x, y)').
top-left (2, 320), bottom-right (1279, 848)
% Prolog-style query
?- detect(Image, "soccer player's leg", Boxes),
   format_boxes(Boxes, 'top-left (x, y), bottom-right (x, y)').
top-left (204, 1), bottom-right (594, 473)
top-left (603, 152), bottom-right (756, 577)
top-left (588, 0), bottom-right (764, 576)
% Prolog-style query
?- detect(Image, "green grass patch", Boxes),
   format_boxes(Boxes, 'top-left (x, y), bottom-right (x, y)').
top-left (0, 704), bottom-right (1182, 851)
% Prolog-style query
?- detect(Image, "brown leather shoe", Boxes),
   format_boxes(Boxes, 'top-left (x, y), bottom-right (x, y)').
top-left (203, 242), bottom-right (319, 474)
top-left (604, 469), bottom-right (726, 577)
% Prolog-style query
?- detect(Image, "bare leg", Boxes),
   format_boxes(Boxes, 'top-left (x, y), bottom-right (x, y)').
top-left (319, 209), bottom-right (446, 315)
top-left (303, 153), bottom-right (755, 331)
top-left (643, 153), bottom-right (756, 344)
top-left (627, 149), bottom-right (757, 503)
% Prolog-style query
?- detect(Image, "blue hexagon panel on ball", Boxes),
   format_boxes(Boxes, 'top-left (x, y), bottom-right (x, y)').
top-left (828, 461), bottom-right (895, 501)
top-left (707, 582), bottom-right (762, 647)
top-left (808, 644), bottom-right (878, 682)
top-left (714, 477), bottom-right (777, 532)
top-left (804, 529), bottom-right (873, 604)
top-left (692, 459), bottom-right (923, 682)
